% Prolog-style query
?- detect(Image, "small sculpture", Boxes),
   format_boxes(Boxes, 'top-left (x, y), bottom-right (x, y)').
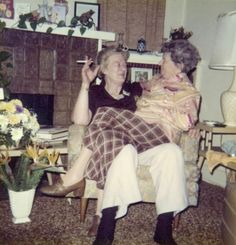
top-left (137, 38), bottom-right (146, 54)
top-left (169, 27), bottom-right (193, 40)
top-left (78, 9), bottom-right (95, 27)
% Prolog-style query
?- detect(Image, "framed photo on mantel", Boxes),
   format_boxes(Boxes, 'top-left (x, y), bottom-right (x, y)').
top-left (131, 67), bottom-right (153, 83)
top-left (74, 1), bottom-right (100, 30)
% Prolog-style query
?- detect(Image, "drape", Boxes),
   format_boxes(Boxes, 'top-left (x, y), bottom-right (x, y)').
top-left (98, 0), bottom-right (166, 52)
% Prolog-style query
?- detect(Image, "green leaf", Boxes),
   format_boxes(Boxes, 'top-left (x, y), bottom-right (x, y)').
top-left (0, 78), bottom-right (10, 87)
top-left (6, 63), bottom-right (13, 68)
top-left (3, 87), bottom-right (10, 100)
top-left (46, 27), bottom-right (53, 34)
top-left (30, 21), bottom-right (37, 31)
top-left (38, 17), bottom-right (47, 24)
top-left (19, 14), bottom-right (27, 22)
top-left (57, 20), bottom-right (66, 27)
top-left (0, 51), bottom-right (11, 62)
top-left (80, 26), bottom-right (86, 35)
top-left (70, 17), bottom-right (78, 27)
top-left (87, 21), bottom-right (94, 29)
top-left (0, 20), bottom-right (6, 32)
top-left (17, 20), bottom-right (27, 29)
top-left (68, 29), bottom-right (74, 36)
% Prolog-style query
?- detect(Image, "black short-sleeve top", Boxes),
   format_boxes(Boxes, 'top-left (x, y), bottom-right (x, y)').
top-left (89, 81), bottom-right (142, 117)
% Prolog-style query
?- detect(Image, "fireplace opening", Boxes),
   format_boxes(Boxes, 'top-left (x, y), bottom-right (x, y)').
top-left (10, 93), bottom-right (54, 127)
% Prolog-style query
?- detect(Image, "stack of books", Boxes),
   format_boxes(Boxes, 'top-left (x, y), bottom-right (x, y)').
top-left (36, 127), bottom-right (68, 144)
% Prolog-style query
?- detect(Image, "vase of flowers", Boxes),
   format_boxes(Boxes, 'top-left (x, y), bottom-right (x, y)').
top-left (0, 145), bottom-right (60, 223)
top-left (0, 99), bottom-right (40, 149)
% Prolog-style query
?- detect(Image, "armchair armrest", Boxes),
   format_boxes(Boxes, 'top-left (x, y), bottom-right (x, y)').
top-left (179, 131), bottom-right (199, 163)
top-left (67, 124), bottom-right (86, 169)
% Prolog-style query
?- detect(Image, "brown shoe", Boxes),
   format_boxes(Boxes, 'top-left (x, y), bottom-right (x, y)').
top-left (87, 215), bottom-right (101, 236)
top-left (40, 178), bottom-right (85, 197)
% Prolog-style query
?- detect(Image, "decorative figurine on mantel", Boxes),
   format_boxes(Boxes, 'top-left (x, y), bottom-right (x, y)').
top-left (137, 37), bottom-right (146, 54)
top-left (117, 32), bottom-right (128, 51)
top-left (169, 26), bottom-right (193, 40)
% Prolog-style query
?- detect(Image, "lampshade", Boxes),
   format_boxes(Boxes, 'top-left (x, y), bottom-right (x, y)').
top-left (209, 10), bottom-right (236, 126)
top-left (210, 11), bottom-right (236, 70)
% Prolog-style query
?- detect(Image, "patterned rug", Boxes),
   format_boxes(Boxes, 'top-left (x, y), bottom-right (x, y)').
top-left (0, 181), bottom-right (224, 245)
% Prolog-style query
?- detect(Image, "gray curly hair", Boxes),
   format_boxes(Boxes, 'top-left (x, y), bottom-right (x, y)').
top-left (96, 46), bottom-right (129, 78)
top-left (161, 39), bottom-right (201, 74)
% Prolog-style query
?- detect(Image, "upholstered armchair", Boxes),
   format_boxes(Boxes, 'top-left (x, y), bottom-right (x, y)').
top-left (67, 124), bottom-right (200, 223)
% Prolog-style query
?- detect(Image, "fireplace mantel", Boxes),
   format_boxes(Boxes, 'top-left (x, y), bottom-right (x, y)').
top-left (1, 19), bottom-right (116, 50)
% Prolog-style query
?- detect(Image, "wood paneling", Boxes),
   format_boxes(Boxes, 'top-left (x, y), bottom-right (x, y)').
top-left (0, 28), bottom-right (98, 126)
top-left (98, 0), bottom-right (165, 51)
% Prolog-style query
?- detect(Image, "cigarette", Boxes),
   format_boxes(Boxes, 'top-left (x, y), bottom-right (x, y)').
top-left (76, 60), bottom-right (87, 63)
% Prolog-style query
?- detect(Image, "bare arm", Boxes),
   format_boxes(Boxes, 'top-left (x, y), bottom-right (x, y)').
top-left (71, 57), bottom-right (100, 125)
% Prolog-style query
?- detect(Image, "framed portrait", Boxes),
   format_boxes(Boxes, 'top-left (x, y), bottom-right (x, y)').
top-left (0, 0), bottom-right (14, 19)
top-left (51, 4), bottom-right (67, 23)
top-left (74, 1), bottom-right (100, 30)
top-left (131, 68), bottom-right (153, 83)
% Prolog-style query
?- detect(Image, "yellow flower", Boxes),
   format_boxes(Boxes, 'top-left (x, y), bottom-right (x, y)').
top-left (5, 102), bottom-right (17, 113)
top-left (8, 113), bottom-right (21, 125)
top-left (0, 151), bottom-right (11, 166)
top-left (11, 99), bottom-right (23, 107)
top-left (24, 144), bottom-right (40, 162)
top-left (46, 150), bottom-right (59, 166)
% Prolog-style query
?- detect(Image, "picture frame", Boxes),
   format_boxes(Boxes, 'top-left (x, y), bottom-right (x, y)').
top-left (0, 0), bottom-right (14, 19)
top-left (131, 67), bottom-right (153, 83)
top-left (51, 3), bottom-right (67, 23)
top-left (74, 1), bottom-right (100, 30)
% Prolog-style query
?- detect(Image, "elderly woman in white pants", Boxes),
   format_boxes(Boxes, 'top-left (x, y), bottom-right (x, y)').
top-left (103, 143), bottom-right (187, 220)
top-left (95, 143), bottom-right (187, 245)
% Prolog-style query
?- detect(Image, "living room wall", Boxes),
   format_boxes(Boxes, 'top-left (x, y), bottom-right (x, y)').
top-left (168, 0), bottom-right (236, 187)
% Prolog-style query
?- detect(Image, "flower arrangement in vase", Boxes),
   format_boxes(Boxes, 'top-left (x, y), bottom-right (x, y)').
top-left (0, 99), bottom-right (40, 149)
top-left (0, 144), bottom-right (59, 191)
top-left (0, 144), bottom-right (60, 223)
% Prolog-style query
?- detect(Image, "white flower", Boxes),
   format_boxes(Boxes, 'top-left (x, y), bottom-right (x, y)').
top-left (0, 99), bottom-right (40, 147)
top-left (11, 127), bottom-right (23, 142)
top-left (0, 115), bottom-right (9, 132)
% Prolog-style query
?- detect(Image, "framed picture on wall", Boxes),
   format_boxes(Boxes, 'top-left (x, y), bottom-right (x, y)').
top-left (74, 2), bottom-right (100, 30)
top-left (0, 0), bottom-right (14, 19)
top-left (131, 67), bottom-right (153, 83)
top-left (51, 3), bottom-right (67, 23)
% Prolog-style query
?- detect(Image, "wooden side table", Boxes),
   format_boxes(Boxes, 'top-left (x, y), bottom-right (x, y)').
top-left (196, 122), bottom-right (236, 168)
top-left (196, 122), bottom-right (236, 244)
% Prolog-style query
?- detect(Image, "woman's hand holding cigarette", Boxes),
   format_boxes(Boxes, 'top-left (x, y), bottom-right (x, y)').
top-left (81, 56), bottom-right (100, 89)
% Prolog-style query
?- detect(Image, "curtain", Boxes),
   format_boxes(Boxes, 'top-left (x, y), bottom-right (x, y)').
top-left (98, 0), bottom-right (166, 52)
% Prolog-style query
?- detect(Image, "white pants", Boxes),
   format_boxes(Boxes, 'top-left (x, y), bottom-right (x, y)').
top-left (102, 143), bottom-right (188, 219)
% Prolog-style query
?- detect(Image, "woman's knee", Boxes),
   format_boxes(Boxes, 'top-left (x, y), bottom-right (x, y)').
top-left (153, 143), bottom-right (184, 167)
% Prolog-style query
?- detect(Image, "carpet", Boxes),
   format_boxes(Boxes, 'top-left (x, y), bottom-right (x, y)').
top-left (0, 181), bottom-right (224, 245)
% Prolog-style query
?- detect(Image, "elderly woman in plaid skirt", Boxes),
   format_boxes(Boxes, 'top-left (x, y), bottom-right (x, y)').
top-left (41, 41), bottom-right (201, 245)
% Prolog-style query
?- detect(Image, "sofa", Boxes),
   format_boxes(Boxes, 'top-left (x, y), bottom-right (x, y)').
top-left (67, 124), bottom-right (201, 222)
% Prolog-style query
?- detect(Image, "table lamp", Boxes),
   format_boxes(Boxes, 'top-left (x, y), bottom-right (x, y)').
top-left (209, 10), bottom-right (236, 126)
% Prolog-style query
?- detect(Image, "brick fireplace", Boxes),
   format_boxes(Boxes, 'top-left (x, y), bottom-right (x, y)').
top-left (0, 28), bottom-right (99, 126)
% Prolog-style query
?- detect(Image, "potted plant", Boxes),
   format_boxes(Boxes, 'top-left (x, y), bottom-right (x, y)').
top-left (0, 99), bottom-right (40, 149)
top-left (0, 144), bottom-right (60, 223)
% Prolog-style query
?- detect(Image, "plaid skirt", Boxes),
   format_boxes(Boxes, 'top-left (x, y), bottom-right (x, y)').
top-left (84, 107), bottom-right (169, 189)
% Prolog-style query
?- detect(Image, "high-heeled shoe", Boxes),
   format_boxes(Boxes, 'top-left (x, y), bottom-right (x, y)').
top-left (40, 178), bottom-right (85, 197)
